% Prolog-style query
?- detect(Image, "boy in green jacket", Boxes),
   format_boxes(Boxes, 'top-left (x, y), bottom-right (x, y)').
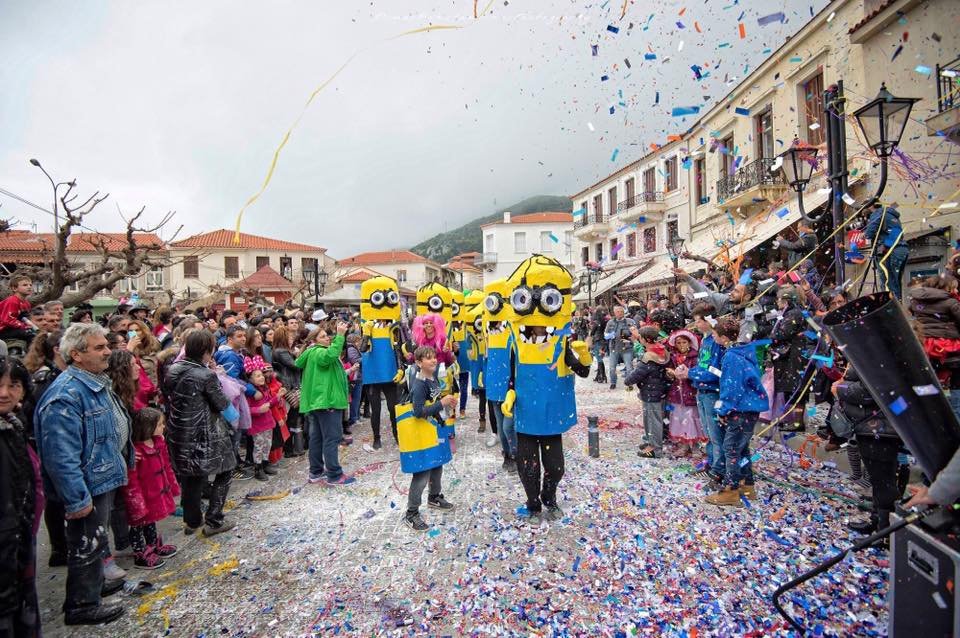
top-left (296, 320), bottom-right (356, 486)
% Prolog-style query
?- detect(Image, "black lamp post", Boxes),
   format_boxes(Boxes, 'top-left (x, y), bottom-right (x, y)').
top-left (777, 141), bottom-right (820, 223)
top-left (579, 270), bottom-right (596, 307)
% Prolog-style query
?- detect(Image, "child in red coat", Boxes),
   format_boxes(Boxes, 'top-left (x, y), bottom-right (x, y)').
top-left (123, 408), bottom-right (180, 570)
top-left (244, 356), bottom-right (282, 481)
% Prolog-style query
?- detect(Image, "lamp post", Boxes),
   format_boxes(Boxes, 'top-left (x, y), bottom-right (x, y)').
top-left (667, 236), bottom-right (686, 293)
top-left (579, 270), bottom-right (596, 307)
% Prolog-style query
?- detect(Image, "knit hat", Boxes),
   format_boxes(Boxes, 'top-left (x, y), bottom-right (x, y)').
top-left (667, 329), bottom-right (700, 351)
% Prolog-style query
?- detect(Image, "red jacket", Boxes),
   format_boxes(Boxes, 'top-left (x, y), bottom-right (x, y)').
top-left (123, 436), bottom-right (180, 527)
top-left (245, 385), bottom-right (280, 435)
top-left (0, 295), bottom-right (30, 331)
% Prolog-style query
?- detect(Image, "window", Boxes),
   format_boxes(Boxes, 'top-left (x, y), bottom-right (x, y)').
top-left (803, 72), bottom-right (826, 145)
top-left (145, 266), bottom-right (163, 292)
top-left (540, 231), bottom-right (553, 252)
top-left (595, 242), bottom-right (604, 263)
top-left (279, 257), bottom-right (292, 279)
top-left (592, 194), bottom-right (603, 222)
top-left (581, 246), bottom-right (590, 266)
top-left (625, 177), bottom-right (636, 202)
top-left (514, 232), bottom-right (527, 254)
top-left (183, 256), bottom-right (199, 279)
top-left (756, 108), bottom-right (774, 159)
top-left (396, 269), bottom-right (407, 283)
top-left (256, 256), bottom-right (270, 270)
top-left (694, 157), bottom-right (707, 205)
top-left (485, 233), bottom-right (494, 252)
top-left (627, 232), bottom-right (637, 257)
top-left (579, 200), bottom-right (588, 216)
top-left (65, 280), bottom-right (79, 293)
top-left (609, 238), bottom-right (619, 261)
top-left (720, 134), bottom-right (735, 176)
top-left (643, 167), bottom-right (656, 194)
top-left (608, 186), bottom-right (618, 216)
top-left (664, 156), bottom-right (678, 192)
top-left (224, 256), bottom-right (239, 279)
top-left (643, 227), bottom-right (657, 253)
top-left (667, 220), bottom-right (679, 246)
top-left (564, 231), bottom-right (573, 257)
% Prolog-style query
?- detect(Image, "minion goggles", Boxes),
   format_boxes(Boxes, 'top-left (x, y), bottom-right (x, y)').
top-left (509, 285), bottom-right (570, 316)
top-left (364, 289), bottom-right (400, 308)
top-left (418, 294), bottom-right (446, 313)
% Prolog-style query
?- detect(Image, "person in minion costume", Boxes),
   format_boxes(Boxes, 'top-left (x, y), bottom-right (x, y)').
top-left (501, 255), bottom-right (592, 524)
top-left (359, 276), bottom-right (406, 450)
top-left (411, 282), bottom-right (460, 448)
top-left (483, 278), bottom-right (518, 470)
top-left (450, 289), bottom-right (470, 419)
top-left (464, 290), bottom-right (488, 431)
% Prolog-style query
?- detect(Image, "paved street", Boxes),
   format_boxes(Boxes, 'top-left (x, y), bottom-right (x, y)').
top-left (36, 377), bottom-right (886, 637)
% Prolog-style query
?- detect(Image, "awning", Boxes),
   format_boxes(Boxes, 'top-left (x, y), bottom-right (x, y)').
top-left (573, 262), bottom-right (651, 302)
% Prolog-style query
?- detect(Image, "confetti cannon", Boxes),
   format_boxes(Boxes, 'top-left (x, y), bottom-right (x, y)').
top-left (773, 292), bottom-right (960, 636)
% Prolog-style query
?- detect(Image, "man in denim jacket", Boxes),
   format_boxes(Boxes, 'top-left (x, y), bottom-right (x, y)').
top-left (35, 323), bottom-right (133, 626)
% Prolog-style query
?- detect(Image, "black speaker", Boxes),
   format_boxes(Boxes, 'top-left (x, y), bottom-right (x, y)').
top-left (822, 292), bottom-right (960, 480)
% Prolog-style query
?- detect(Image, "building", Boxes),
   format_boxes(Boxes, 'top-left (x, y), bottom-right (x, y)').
top-left (477, 212), bottom-right (575, 282)
top-left (336, 250), bottom-right (455, 289)
top-left (444, 258), bottom-right (484, 291)
top-left (567, 0), bottom-right (960, 301)
top-left (221, 265), bottom-right (300, 312)
top-left (168, 229), bottom-right (334, 304)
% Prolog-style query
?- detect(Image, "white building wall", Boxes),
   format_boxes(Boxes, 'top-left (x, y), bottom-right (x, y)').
top-left (481, 220), bottom-right (575, 282)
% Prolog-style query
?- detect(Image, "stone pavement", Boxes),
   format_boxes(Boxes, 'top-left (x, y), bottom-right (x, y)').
top-left (35, 378), bottom-right (887, 637)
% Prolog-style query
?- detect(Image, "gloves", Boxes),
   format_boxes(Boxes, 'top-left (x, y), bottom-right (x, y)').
top-left (393, 368), bottom-right (406, 384)
top-left (478, 371), bottom-right (484, 388)
top-left (502, 389), bottom-right (516, 418)
top-left (570, 340), bottom-right (593, 366)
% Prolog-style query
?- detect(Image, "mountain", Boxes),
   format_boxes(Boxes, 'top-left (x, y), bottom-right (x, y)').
top-left (411, 195), bottom-right (572, 263)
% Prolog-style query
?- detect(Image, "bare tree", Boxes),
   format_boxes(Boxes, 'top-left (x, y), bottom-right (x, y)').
top-left (16, 161), bottom-right (183, 307)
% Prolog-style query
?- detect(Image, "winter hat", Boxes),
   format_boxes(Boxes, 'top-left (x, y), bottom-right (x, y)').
top-left (311, 309), bottom-right (327, 322)
top-left (243, 355), bottom-right (268, 374)
top-left (667, 329), bottom-right (700, 351)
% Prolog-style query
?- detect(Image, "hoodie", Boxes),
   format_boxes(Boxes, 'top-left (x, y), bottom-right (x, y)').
top-left (908, 287), bottom-right (960, 339)
top-left (687, 334), bottom-right (724, 393)
top-left (864, 205), bottom-right (905, 250)
top-left (624, 345), bottom-right (670, 403)
top-left (716, 343), bottom-right (769, 416)
top-left (214, 344), bottom-right (255, 396)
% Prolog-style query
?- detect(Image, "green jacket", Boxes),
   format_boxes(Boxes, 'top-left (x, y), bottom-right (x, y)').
top-left (295, 334), bottom-right (348, 413)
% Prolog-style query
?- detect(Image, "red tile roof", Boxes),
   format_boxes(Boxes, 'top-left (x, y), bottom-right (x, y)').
top-left (338, 250), bottom-right (434, 266)
top-left (231, 265), bottom-right (296, 290)
top-left (481, 212), bottom-right (573, 227)
top-left (171, 229), bottom-right (325, 252)
top-left (68, 233), bottom-right (165, 252)
top-left (340, 270), bottom-right (377, 283)
top-left (849, 0), bottom-right (896, 33)
top-left (445, 260), bottom-right (482, 272)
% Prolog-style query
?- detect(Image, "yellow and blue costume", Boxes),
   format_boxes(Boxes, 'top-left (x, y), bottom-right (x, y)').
top-left (359, 276), bottom-right (404, 384)
top-left (464, 290), bottom-right (486, 392)
top-left (395, 387), bottom-right (453, 474)
top-left (483, 278), bottom-right (514, 404)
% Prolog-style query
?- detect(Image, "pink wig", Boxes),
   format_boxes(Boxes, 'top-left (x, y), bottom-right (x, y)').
top-left (412, 313), bottom-right (447, 351)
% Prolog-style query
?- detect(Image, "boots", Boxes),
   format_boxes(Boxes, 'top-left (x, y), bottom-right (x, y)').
top-left (262, 461), bottom-right (278, 475)
top-left (704, 486), bottom-right (743, 507)
top-left (594, 359), bottom-right (607, 384)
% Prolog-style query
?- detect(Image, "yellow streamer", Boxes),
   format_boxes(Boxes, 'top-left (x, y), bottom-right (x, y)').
top-left (234, 23), bottom-right (466, 244)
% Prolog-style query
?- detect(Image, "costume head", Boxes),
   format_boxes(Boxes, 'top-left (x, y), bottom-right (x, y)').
top-left (463, 290), bottom-right (485, 336)
top-left (483, 278), bottom-right (513, 330)
top-left (449, 289), bottom-right (466, 341)
top-left (506, 254), bottom-right (574, 336)
top-left (416, 283), bottom-right (453, 325)
top-left (360, 276), bottom-right (401, 323)
top-left (411, 313), bottom-right (447, 352)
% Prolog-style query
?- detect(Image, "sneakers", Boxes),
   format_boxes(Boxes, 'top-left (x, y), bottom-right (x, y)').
top-left (341, 435), bottom-right (354, 446)
top-left (527, 511), bottom-right (543, 526)
top-left (103, 558), bottom-right (127, 581)
top-left (202, 518), bottom-right (237, 537)
top-left (154, 540), bottom-right (178, 558)
top-left (372, 437), bottom-right (383, 450)
top-left (403, 512), bottom-right (429, 531)
top-left (427, 494), bottom-right (454, 510)
top-left (323, 474), bottom-right (357, 486)
top-left (233, 467), bottom-right (254, 481)
top-left (704, 487), bottom-right (744, 507)
top-left (308, 473), bottom-right (325, 484)
top-left (134, 548), bottom-right (166, 571)
top-left (609, 383), bottom-right (617, 390)
top-left (485, 433), bottom-right (498, 448)
top-left (254, 466), bottom-right (268, 482)
top-left (543, 504), bottom-right (564, 521)
top-left (262, 463), bottom-right (278, 476)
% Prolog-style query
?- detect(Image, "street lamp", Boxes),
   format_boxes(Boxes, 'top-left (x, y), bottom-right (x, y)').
top-left (579, 270), bottom-right (596, 307)
top-left (777, 140), bottom-right (821, 223)
top-left (852, 82), bottom-right (920, 207)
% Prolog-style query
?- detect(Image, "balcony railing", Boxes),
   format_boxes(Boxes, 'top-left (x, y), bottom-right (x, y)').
top-left (716, 157), bottom-right (784, 203)
top-left (574, 211), bottom-right (608, 229)
top-left (478, 252), bottom-right (497, 265)
top-left (937, 56), bottom-right (960, 113)
top-left (616, 191), bottom-right (664, 212)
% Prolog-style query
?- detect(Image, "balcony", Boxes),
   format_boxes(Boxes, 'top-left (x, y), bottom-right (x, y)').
top-left (926, 56), bottom-right (960, 138)
top-left (615, 191), bottom-right (666, 223)
top-left (573, 211), bottom-right (611, 240)
top-left (716, 157), bottom-right (786, 209)
top-left (477, 252), bottom-right (497, 266)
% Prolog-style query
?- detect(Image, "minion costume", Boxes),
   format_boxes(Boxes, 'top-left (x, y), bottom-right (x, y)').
top-left (412, 282), bottom-right (460, 446)
top-left (483, 278), bottom-right (518, 470)
top-left (464, 290), bottom-right (488, 429)
top-left (501, 255), bottom-right (592, 522)
top-left (359, 276), bottom-right (406, 448)
top-left (450, 289), bottom-right (470, 417)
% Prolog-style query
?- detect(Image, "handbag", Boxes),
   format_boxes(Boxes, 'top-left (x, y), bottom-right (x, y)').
top-left (827, 404), bottom-right (854, 439)
top-left (284, 387), bottom-right (301, 410)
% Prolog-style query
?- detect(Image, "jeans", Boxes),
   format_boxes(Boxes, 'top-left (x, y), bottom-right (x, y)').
top-left (180, 471), bottom-right (231, 529)
top-left (876, 246), bottom-right (908, 300)
top-left (516, 433), bottom-right (564, 512)
top-left (697, 391), bottom-right (724, 475)
top-left (109, 494), bottom-right (131, 553)
top-left (642, 401), bottom-right (664, 455)
top-left (64, 490), bottom-right (112, 614)
top-left (608, 349), bottom-right (634, 387)
top-left (857, 435), bottom-right (901, 529)
top-left (458, 372), bottom-right (470, 411)
top-left (366, 383), bottom-right (397, 441)
top-left (490, 401), bottom-right (517, 457)
top-left (721, 411), bottom-right (758, 488)
top-left (407, 466), bottom-right (443, 514)
top-left (348, 382), bottom-right (363, 425)
top-left (307, 409), bottom-right (344, 480)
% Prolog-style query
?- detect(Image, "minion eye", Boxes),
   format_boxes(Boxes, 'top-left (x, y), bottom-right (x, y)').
top-left (428, 295), bottom-right (443, 311)
top-left (370, 291), bottom-right (385, 307)
top-left (451, 302), bottom-right (460, 315)
top-left (474, 317), bottom-right (483, 330)
top-left (510, 288), bottom-right (533, 314)
top-left (484, 294), bottom-right (502, 313)
top-left (386, 291), bottom-right (400, 305)
top-left (540, 288), bottom-right (564, 314)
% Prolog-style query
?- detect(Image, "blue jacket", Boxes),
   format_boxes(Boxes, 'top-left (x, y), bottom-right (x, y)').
top-left (687, 334), bottom-right (724, 393)
top-left (716, 343), bottom-right (769, 416)
top-left (864, 205), bottom-right (905, 250)
top-left (215, 345), bottom-right (255, 395)
top-left (34, 366), bottom-right (134, 515)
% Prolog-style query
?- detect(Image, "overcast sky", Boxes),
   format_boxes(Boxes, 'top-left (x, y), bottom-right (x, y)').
top-left (0, 0), bottom-right (827, 257)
